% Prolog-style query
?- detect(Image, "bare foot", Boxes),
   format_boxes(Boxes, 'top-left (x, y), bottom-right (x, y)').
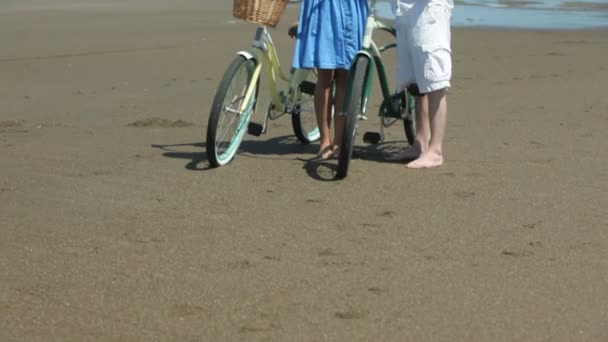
top-left (331, 145), bottom-right (340, 159)
top-left (317, 144), bottom-right (337, 160)
top-left (406, 151), bottom-right (443, 168)
top-left (387, 142), bottom-right (422, 161)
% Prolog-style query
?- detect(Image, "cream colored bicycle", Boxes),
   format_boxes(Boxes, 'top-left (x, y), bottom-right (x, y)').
top-left (206, 0), bottom-right (318, 167)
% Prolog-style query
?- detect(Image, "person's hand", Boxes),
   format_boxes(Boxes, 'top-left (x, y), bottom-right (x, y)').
top-left (288, 22), bottom-right (298, 38)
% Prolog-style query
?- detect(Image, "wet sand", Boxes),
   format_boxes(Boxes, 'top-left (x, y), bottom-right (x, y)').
top-left (1, 1), bottom-right (607, 341)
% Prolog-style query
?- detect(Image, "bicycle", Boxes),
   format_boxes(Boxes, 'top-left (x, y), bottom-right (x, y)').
top-left (335, 0), bottom-right (416, 180)
top-left (205, 0), bottom-right (319, 168)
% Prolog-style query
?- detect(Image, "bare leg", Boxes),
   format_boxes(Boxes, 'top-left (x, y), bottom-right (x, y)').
top-left (315, 69), bottom-right (335, 159)
top-left (388, 94), bottom-right (429, 161)
top-left (331, 68), bottom-right (348, 156)
top-left (407, 89), bottom-right (447, 168)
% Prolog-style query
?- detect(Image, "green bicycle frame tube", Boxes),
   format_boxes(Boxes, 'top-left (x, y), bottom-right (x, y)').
top-left (357, 13), bottom-right (401, 116)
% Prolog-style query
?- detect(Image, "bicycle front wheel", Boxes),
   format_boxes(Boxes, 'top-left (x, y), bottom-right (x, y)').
top-left (206, 55), bottom-right (258, 167)
top-left (336, 56), bottom-right (369, 180)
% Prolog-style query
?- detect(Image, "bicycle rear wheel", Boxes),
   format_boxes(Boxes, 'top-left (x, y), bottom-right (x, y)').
top-left (336, 56), bottom-right (369, 180)
top-left (206, 55), bottom-right (258, 167)
top-left (380, 91), bottom-right (416, 145)
top-left (394, 91), bottom-right (416, 145)
top-left (291, 71), bottom-right (320, 144)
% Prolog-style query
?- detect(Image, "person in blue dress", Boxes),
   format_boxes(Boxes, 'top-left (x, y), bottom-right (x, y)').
top-left (289, 0), bottom-right (368, 160)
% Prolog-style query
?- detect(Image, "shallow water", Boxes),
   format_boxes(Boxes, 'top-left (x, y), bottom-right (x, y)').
top-left (377, 0), bottom-right (608, 29)
top-left (1, 0), bottom-right (606, 29)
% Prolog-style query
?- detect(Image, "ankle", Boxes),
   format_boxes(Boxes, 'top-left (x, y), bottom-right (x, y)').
top-left (415, 141), bottom-right (429, 154)
top-left (425, 148), bottom-right (443, 158)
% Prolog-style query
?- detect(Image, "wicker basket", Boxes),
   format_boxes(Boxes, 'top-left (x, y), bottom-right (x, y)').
top-left (233, 0), bottom-right (288, 28)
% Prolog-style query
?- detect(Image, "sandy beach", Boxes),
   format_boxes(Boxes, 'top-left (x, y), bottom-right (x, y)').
top-left (1, 1), bottom-right (607, 340)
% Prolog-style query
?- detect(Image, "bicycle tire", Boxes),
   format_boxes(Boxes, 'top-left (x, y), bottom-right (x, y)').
top-left (381, 91), bottom-right (416, 146)
top-left (291, 105), bottom-right (320, 144)
top-left (336, 56), bottom-right (369, 180)
top-left (291, 75), bottom-right (320, 144)
top-left (206, 55), bottom-right (258, 167)
top-left (403, 92), bottom-right (416, 145)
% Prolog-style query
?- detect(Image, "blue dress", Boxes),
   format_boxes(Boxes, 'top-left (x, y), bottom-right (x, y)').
top-left (292, 0), bottom-right (369, 70)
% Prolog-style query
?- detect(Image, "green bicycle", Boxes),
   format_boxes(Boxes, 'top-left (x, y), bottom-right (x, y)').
top-left (206, 0), bottom-right (318, 167)
top-left (335, 0), bottom-right (416, 180)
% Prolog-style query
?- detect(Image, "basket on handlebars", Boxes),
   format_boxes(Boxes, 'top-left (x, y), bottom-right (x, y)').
top-left (233, 0), bottom-right (288, 28)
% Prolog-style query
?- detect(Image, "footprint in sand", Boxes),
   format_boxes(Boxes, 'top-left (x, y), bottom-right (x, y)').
top-left (522, 220), bottom-right (542, 229)
top-left (454, 191), bottom-right (475, 198)
top-left (239, 322), bottom-right (278, 333)
top-left (0, 120), bottom-right (29, 133)
top-left (0, 120), bottom-right (23, 128)
top-left (335, 309), bottom-right (367, 320)
top-left (262, 255), bottom-right (281, 261)
top-left (168, 303), bottom-right (208, 319)
top-left (529, 140), bottom-right (545, 148)
top-left (162, 78), bottom-right (178, 87)
top-left (378, 210), bottom-right (396, 218)
top-left (35, 122), bottom-right (64, 129)
top-left (368, 287), bottom-right (388, 295)
top-left (528, 158), bottom-right (552, 165)
top-left (502, 250), bottom-right (534, 257)
top-left (318, 248), bottom-right (341, 257)
top-left (226, 259), bottom-right (254, 270)
top-left (127, 117), bottom-right (194, 128)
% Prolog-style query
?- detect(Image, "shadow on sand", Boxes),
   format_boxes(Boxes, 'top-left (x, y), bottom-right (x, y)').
top-left (152, 135), bottom-right (409, 179)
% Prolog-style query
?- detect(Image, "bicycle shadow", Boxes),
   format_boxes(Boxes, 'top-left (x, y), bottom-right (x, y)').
top-left (302, 160), bottom-right (338, 182)
top-left (300, 139), bottom-right (410, 181)
top-left (151, 134), bottom-right (320, 172)
top-left (151, 141), bottom-right (210, 171)
top-left (151, 137), bottom-right (410, 178)
top-left (238, 135), bottom-right (318, 157)
top-left (348, 139), bottom-right (411, 164)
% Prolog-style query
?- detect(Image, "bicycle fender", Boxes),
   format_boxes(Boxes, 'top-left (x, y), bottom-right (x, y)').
top-left (351, 51), bottom-right (373, 75)
top-left (353, 51), bottom-right (372, 64)
top-left (237, 51), bottom-right (255, 60)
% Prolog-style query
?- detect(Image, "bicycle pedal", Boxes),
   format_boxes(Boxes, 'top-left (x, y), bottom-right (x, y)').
top-left (299, 81), bottom-right (316, 95)
top-left (358, 114), bottom-right (368, 120)
top-left (363, 131), bottom-right (381, 144)
top-left (247, 122), bottom-right (264, 136)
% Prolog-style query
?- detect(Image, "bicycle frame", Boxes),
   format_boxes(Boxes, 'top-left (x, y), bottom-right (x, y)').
top-left (237, 27), bottom-right (310, 117)
top-left (347, 0), bottom-right (403, 118)
top-left (205, 15), bottom-right (320, 168)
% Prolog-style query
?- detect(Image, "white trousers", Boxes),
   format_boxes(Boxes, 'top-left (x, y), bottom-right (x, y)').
top-left (395, 3), bottom-right (452, 94)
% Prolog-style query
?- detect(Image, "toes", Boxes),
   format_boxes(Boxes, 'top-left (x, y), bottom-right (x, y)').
top-left (331, 147), bottom-right (340, 159)
top-left (316, 145), bottom-right (334, 160)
